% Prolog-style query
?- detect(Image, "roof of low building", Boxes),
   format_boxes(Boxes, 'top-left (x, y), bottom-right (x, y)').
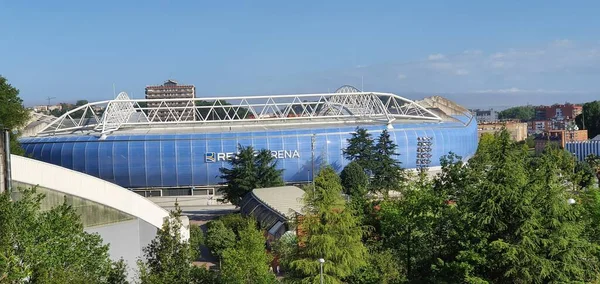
top-left (251, 186), bottom-right (305, 218)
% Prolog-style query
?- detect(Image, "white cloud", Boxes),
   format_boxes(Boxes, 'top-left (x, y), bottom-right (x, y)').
top-left (428, 62), bottom-right (453, 71)
top-left (472, 88), bottom-right (578, 94)
top-left (428, 53), bottom-right (445, 60)
top-left (491, 52), bottom-right (505, 59)
top-left (454, 69), bottom-right (469, 75)
top-left (490, 61), bottom-right (505, 68)
top-left (552, 39), bottom-right (573, 47)
top-left (463, 49), bottom-right (483, 55)
top-left (326, 39), bottom-right (600, 99)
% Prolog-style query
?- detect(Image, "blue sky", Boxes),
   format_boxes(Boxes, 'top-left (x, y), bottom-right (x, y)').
top-left (2, 0), bottom-right (599, 108)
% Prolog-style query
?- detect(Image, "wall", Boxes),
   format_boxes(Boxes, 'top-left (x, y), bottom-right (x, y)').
top-left (566, 140), bottom-right (600, 161)
top-left (86, 218), bottom-right (157, 282)
top-left (478, 122), bottom-right (527, 142)
top-left (20, 119), bottom-right (478, 188)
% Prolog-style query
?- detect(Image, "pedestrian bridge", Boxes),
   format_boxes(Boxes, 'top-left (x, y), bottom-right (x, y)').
top-left (9, 154), bottom-right (189, 279)
top-left (10, 154), bottom-right (180, 231)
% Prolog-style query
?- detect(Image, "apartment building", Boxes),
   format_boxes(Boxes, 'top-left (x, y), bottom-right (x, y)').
top-left (478, 121), bottom-right (528, 142)
top-left (145, 79), bottom-right (196, 122)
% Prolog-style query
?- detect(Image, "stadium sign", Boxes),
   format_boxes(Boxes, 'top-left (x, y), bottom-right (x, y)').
top-left (205, 150), bottom-right (300, 163)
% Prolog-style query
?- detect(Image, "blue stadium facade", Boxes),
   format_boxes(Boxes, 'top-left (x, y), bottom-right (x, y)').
top-left (566, 140), bottom-right (600, 161)
top-left (19, 91), bottom-right (478, 189)
top-left (20, 120), bottom-right (476, 188)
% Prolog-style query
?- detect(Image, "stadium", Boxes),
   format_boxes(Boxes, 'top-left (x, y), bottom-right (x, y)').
top-left (19, 85), bottom-right (478, 194)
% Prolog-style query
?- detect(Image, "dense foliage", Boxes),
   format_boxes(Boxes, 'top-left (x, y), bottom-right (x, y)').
top-left (195, 100), bottom-right (250, 120)
top-left (497, 105), bottom-right (535, 121)
top-left (205, 220), bottom-right (236, 268)
top-left (220, 220), bottom-right (275, 284)
top-left (376, 130), bottom-right (600, 283)
top-left (576, 100), bottom-right (600, 139)
top-left (340, 161), bottom-right (369, 197)
top-left (343, 127), bottom-right (376, 172)
top-left (219, 145), bottom-right (284, 206)
top-left (371, 129), bottom-right (405, 197)
top-left (287, 166), bottom-right (368, 283)
top-left (0, 75), bottom-right (29, 155)
top-left (137, 206), bottom-right (196, 283)
top-left (0, 188), bottom-right (127, 283)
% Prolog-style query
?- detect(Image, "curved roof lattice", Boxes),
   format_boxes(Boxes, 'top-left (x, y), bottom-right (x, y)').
top-left (37, 87), bottom-right (444, 136)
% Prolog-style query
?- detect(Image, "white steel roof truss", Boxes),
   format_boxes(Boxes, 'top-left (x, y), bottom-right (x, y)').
top-left (37, 90), bottom-right (445, 136)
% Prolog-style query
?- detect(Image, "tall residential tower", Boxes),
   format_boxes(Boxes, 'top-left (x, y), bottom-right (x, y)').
top-left (145, 80), bottom-right (196, 122)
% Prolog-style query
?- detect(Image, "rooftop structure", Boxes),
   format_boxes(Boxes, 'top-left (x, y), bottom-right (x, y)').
top-left (470, 108), bottom-right (498, 123)
top-left (35, 86), bottom-right (444, 137)
top-left (240, 186), bottom-right (305, 239)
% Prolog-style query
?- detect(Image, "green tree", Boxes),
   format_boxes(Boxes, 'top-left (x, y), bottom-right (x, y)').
top-left (219, 145), bottom-right (284, 206)
top-left (189, 224), bottom-right (204, 260)
top-left (220, 220), bottom-right (275, 284)
top-left (340, 161), bottom-right (369, 197)
top-left (218, 213), bottom-right (249, 237)
top-left (137, 205), bottom-right (195, 283)
top-left (205, 220), bottom-right (236, 268)
top-left (288, 166), bottom-right (367, 283)
top-left (581, 187), bottom-right (600, 246)
top-left (0, 188), bottom-right (125, 283)
top-left (271, 232), bottom-right (298, 272)
top-left (372, 129), bottom-right (405, 197)
top-left (195, 100), bottom-right (250, 120)
top-left (574, 160), bottom-right (597, 188)
top-left (453, 131), bottom-right (597, 282)
top-left (497, 105), bottom-right (535, 121)
top-left (377, 130), bottom-right (600, 283)
top-left (586, 154), bottom-right (600, 184)
top-left (343, 127), bottom-right (376, 172)
top-left (576, 100), bottom-right (600, 139)
top-left (0, 75), bottom-right (30, 155)
top-left (107, 259), bottom-right (129, 284)
top-left (346, 248), bottom-right (403, 284)
top-left (379, 172), bottom-right (458, 282)
top-left (76, 99), bottom-right (89, 106)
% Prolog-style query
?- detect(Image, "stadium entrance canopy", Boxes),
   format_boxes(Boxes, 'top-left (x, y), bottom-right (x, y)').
top-left (36, 85), bottom-right (442, 137)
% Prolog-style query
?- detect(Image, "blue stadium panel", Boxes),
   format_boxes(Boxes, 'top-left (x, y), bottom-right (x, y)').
top-left (20, 120), bottom-right (478, 189)
top-left (566, 141), bottom-right (600, 161)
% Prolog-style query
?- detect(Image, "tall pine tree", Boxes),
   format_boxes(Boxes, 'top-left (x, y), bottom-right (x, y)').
top-left (340, 161), bottom-right (369, 198)
top-left (372, 129), bottom-right (404, 197)
top-left (219, 145), bottom-right (283, 206)
top-left (343, 127), bottom-right (376, 173)
top-left (288, 166), bottom-right (367, 283)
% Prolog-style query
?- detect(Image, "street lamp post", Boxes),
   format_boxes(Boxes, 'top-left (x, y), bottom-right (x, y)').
top-left (311, 134), bottom-right (316, 188)
top-left (0, 126), bottom-right (11, 194)
top-left (318, 258), bottom-right (325, 284)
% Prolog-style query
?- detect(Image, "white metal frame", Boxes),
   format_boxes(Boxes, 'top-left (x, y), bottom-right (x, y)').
top-left (38, 89), bottom-right (442, 136)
